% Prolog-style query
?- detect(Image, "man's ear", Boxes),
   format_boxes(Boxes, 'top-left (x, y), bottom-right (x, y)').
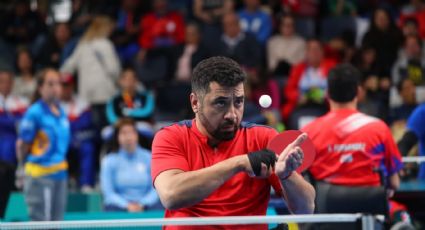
top-left (190, 92), bottom-right (199, 113)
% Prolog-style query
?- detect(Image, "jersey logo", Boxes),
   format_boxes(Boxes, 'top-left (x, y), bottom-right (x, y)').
top-left (31, 131), bottom-right (50, 156)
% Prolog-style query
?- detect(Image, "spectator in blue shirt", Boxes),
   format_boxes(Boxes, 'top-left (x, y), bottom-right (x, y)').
top-left (16, 68), bottom-right (71, 221)
top-left (238, 0), bottom-right (272, 45)
top-left (101, 118), bottom-right (159, 212)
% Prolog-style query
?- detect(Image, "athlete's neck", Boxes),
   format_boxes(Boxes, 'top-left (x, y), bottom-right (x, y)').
top-left (329, 99), bottom-right (357, 111)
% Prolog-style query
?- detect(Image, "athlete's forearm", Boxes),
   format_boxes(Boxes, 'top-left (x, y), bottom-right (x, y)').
top-left (280, 172), bottom-right (315, 214)
top-left (16, 139), bottom-right (30, 166)
top-left (155, 155), bottom-right (248, 210)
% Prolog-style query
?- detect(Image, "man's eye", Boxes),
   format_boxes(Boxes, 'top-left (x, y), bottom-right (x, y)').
top-left (235, 98), bottom-right (244, 105)
top-left (215, 101), bottom-right (226, 107)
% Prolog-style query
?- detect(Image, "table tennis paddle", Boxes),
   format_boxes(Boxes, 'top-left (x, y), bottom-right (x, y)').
top-left (267, 130), bottom-right (316, 197)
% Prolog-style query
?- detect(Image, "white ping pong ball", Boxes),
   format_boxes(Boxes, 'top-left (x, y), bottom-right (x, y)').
top-left (259, 95), bottom-right (272, 108)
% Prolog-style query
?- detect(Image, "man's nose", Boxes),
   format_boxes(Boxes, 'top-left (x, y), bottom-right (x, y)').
top-left (224, 103), bottom-right (237, 121)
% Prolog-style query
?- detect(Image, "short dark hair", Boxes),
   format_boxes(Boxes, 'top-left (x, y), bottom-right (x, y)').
top-left (191, 56), bottom-right (246, 95)
top-left (327, 64), bottom-right (361, 103)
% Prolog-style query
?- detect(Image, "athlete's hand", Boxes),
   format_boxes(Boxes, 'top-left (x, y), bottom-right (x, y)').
top-left (275, 133), bottom-right (306, 180)
top-left (127, 203), bottom-right (144, 212)
top-left (243, 149), bottom-right (276, 178)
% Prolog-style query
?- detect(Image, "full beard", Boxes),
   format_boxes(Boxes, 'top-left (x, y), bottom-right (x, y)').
top-left (198, 111), bottom-right (239, 141)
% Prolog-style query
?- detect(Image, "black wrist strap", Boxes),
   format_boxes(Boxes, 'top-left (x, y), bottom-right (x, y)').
top-left (248, 149), bottom-right (277, 176)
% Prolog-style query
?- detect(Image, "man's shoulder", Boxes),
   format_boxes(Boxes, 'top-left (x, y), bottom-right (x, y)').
top-left (240, 122), bottom-right (275, 130)
top-left (240, 122), bottom-right (278, 137)
top-left (155, 120), bottom-right (193, 139)
top-left (161, 120), bottom-right (193, 130)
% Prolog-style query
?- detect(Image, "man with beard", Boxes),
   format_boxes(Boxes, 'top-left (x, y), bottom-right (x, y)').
top-left (151, 56), bottom-right (315, 229)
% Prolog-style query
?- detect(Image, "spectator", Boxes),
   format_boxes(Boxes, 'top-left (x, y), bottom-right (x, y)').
top-left (16, 68), bottom-right (71, 221)
top-left (0, 64), bottom-right (28, 219)
top-left (392, 35), bottom-right (425, 87)
top-left (37, 23), bottom-right (72, 69)
top-left (400, 0), bottom-right (425, 39)
top-left (106, 68), bottom-right (155, 125)
top-left (136, 0), bottom-right (185, 85)
top-left (137, 0), bottom-right (185, 53)
top-left (192, 0), bottom-right (234, 43)
top-left (101, 118), bottom-right (159, 212)
top-left (280, 0), bottom-right (319, 38)
top-left (113, 0), bottom-right (142, 65)
top-left (0, 65), bottom-right (29, 165)
top-left (401, 18), bottom-right (420, 38)
top-left (0, 64), bottom-right (29, 218)
top-left (357, 75), bottom-right (387, 120)
top-left (12, 48), bottom-right (37, 101)
top-left (362, 8), bottom-right (403, 81)
top-left (211, 12), bottom-right (262, 67)
top-left (281, 39), bottom-right (337, 120)
top-left (61, 16), bottom-right (121, 130)
top-left (175, 23), bottom-right (210, 82)
top-left (267, 14), bottom-right (306, 76)
top-left (60, 75), bottom-right (96, 192)
top-left (352, 45), bottom-right (380, 79)
top-left (238, 0), bottom-right (272, 45)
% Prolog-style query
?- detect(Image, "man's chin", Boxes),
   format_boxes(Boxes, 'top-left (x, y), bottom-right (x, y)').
top-left (215, 131), bottom-right (236, 141)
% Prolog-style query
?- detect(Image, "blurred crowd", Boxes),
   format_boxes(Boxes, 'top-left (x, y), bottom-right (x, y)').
top-left (1, 0), bottom-right (425, 215)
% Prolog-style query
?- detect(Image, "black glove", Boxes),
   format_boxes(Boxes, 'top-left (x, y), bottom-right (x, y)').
top-left (248, 149), bottom-right (277, 176)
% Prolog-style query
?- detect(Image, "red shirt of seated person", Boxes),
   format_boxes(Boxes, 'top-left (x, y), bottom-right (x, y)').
top-left (281, 39), bottom-right (337, 120)
top-left (138, 0), bottom-right (185, 49)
